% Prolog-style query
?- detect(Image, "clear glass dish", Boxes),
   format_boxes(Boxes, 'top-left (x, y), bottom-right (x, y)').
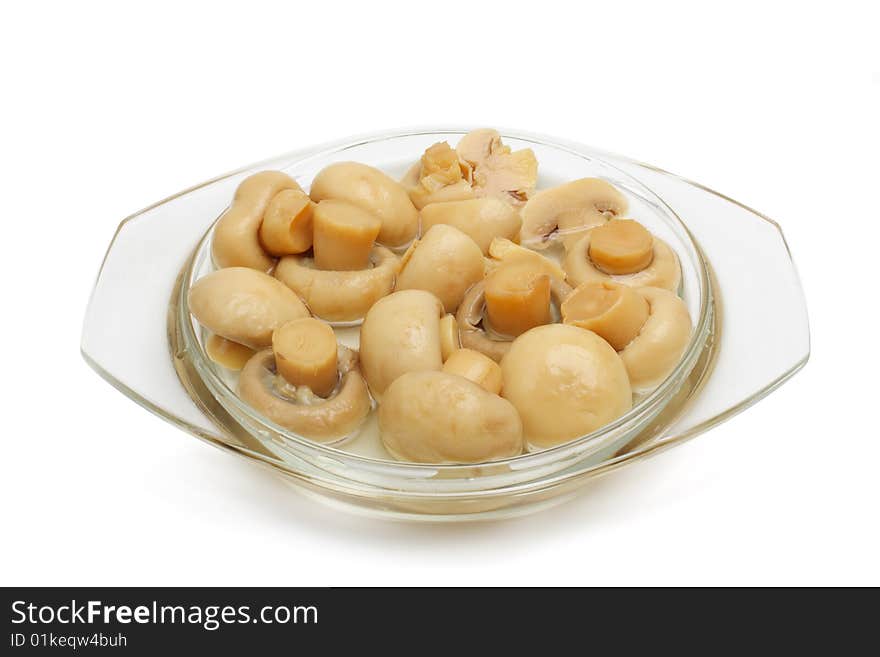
top-left (82, 128), bottom-right (809, 521)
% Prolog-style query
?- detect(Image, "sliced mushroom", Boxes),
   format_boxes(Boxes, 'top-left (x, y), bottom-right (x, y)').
top-left (394, 224), bottom-right (485, 313)
top-left (501, 324), bottom-right (632, 448)
top-left (309, 162), bottom-right (419, 248)
top-left (487, 237), bottom-right (566, 281)
top-left (420, 197), bottom-right (522, 255)
top-left (379, 371), bottom-right (523, 463)
top-left (618, 286), bottom-right (692, 392)
top-left (563, 222), bottom-right (682, 291)
top-left (359, 290), bottom-right (444, 400)
top-left (188, 267), bottom-right (310, 348)
top-left (520, 178), bottom-right (628, 250)
top-left (274, 246), bottom-right (399, 322)
top-left (400, 141), bottom-right (476, 210)
top-left (238, 347), bottom-right (371, 442)
top-left (212, 170), bottom-right (303, 271)
top-left (456, 129), bottom-right (538, 206)
top-left (456, 274), bottom-right (572, 362)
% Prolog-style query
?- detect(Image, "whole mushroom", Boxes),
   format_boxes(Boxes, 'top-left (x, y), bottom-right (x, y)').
top-left (420, 197), bottom-right (522, 255)
top-left (395, 224), bottom-right (485, 313)
top-left (309, 162), bottom-right (419, 248)
top-left (359, 290), bottom-right (444, 400)
top-left (379, 370), bottom-right (523, 464)
top-left (188, 267), bottom-right (310, 348)
top-left (501, 324), bottom-right (632, 448)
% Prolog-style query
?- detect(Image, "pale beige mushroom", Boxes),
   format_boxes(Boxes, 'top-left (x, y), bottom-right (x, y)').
top-left (501, 324), bottom-right (632, 448)
top-left (272, 318), bottom-right (339, 398)
top-left (238, 347), bottom-right (371, 442)
top-left (618, 287), bottom-right (692, 391)
top-left (205, 334), bottom-right (255, 371)
top-left (520, 178), bottom-right (628, 250)
top-left (563, 222), bottom-right (682, 291)
top-left (379, 371), bottom-right (522, 463)
top-left (212, 171), bottom-right (304, 271)
top-left (400, 141), bottom-right (476, 210)
top-left (258, 188), bottom-right (315, 257)
top-left (487, 237), bottom-right (567, 281)
top-left (456, 129), bottom-right (538, 206)
top-left (188, 267), bottom-right (310, 348)
top-left (420, 197), bottom-right (522, 255)
top-left (483, 261), bottom-right (552, 338)
top-left (442, 348), bottom-right (503, 395)
top-left (312, 200), bottom-right (381, 271)
top-left (456, 274), bottom-right (572, 362)
top-left (394, 224), bottom-right (485, 313)
top-left (359, 290), bottom-right (444, 400)
top-left (309, 162), bottom-right (419, 248)
top-left (274, 246), bottom-right (399, 322)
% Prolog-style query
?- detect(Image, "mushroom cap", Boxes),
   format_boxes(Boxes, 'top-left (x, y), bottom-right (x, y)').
top-left (563, 229), bottom-right (682, 292)
top-left (212, 170), bottom-right (303, 271)
top-left (501, 324), bottom-right (632, 448)
top-left (359, 289), bottom-right (444, 400)
top-left (379, 370), bottom-right (523, 464)
top-left (395, 224), bottom-right (485, 313)
top-left (274, 246), bottom-right (399, 322)
top-left (520, 178), bottom-right (627, 250)
top-left (188, 267), bottom-right (310, 349)
top-left (309, 162), bottom-right (419, 248)
top-left (619, 286), bottom-right (692, 392)
top-left (420, 197), bottom-right (522, 255)
top-left (238, 349), bottom-right (371, 442)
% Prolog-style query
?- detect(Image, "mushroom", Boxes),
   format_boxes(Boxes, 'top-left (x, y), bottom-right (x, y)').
top-left (272, 318), bottom-right (339, 398)
top-left (309, 162), bottom-right (419, 248)
top-left (456, 129), bottom-right (538, 206)
top-left (394, 224), bottom-right (485, 313)
top-left (258, 188), bottom-right (315, 257)
top-left (212, 170), bottom-right (305, 271)
top-left (501, 324), bottom-right (633, 448)
top-left (564, 282), bottom-right (692, 392)
top-left (563, 220), bottom-right (682, 291)
top-left (359, 289), bottom-right (444, 400)
top-left (238, 345), bottom-right (371, 443)
top-left (520, 178), bottom-right (628, 250)
top-left (442, 348), bottom-right (503, 395)
top-left (273, 246), bottom-right (399, 322)
top-left (312, 200), bottom-right (381, 271)
top-left (188, 267), bottom-right (310, 348)
top-left (456, 270), bottom-right (572, 362)
top-left (420, 197), bottom-right (522, 255)
top-left (379, 371), bottom-right (523, 464)
top-left (400, 141), bottom-right (475, 210)
top-left (205, 334), bottom-right (255, 371)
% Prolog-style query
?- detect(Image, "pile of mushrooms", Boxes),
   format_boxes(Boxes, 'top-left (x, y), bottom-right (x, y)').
top-left (188, 129), bottom-right (693, 463)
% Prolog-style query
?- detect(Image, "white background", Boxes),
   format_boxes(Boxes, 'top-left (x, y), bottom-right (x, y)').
top-left (1, 1), bottom-right (878, 586)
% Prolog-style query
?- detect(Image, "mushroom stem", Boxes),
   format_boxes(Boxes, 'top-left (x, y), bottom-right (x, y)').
top-left (561, 281), bottom-right (649, 351)
top-left (312, 200), bottom-right (382, 271)
top-left (442, 348), bottom-right (503, 395)
top-left (272, 318), bottom-right (338, 398)
top-left (588, 219), bottom-right (654, 275)
top-left (259, 189), bottom-right (314, 256)
top-left (484, 262), bottom-right (552, 337)
top-left (439, 314), bottom-right (460, 361)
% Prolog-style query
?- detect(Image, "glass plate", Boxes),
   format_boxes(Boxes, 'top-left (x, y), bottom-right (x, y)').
top-left (81, 128), bottom-right (809, 521)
